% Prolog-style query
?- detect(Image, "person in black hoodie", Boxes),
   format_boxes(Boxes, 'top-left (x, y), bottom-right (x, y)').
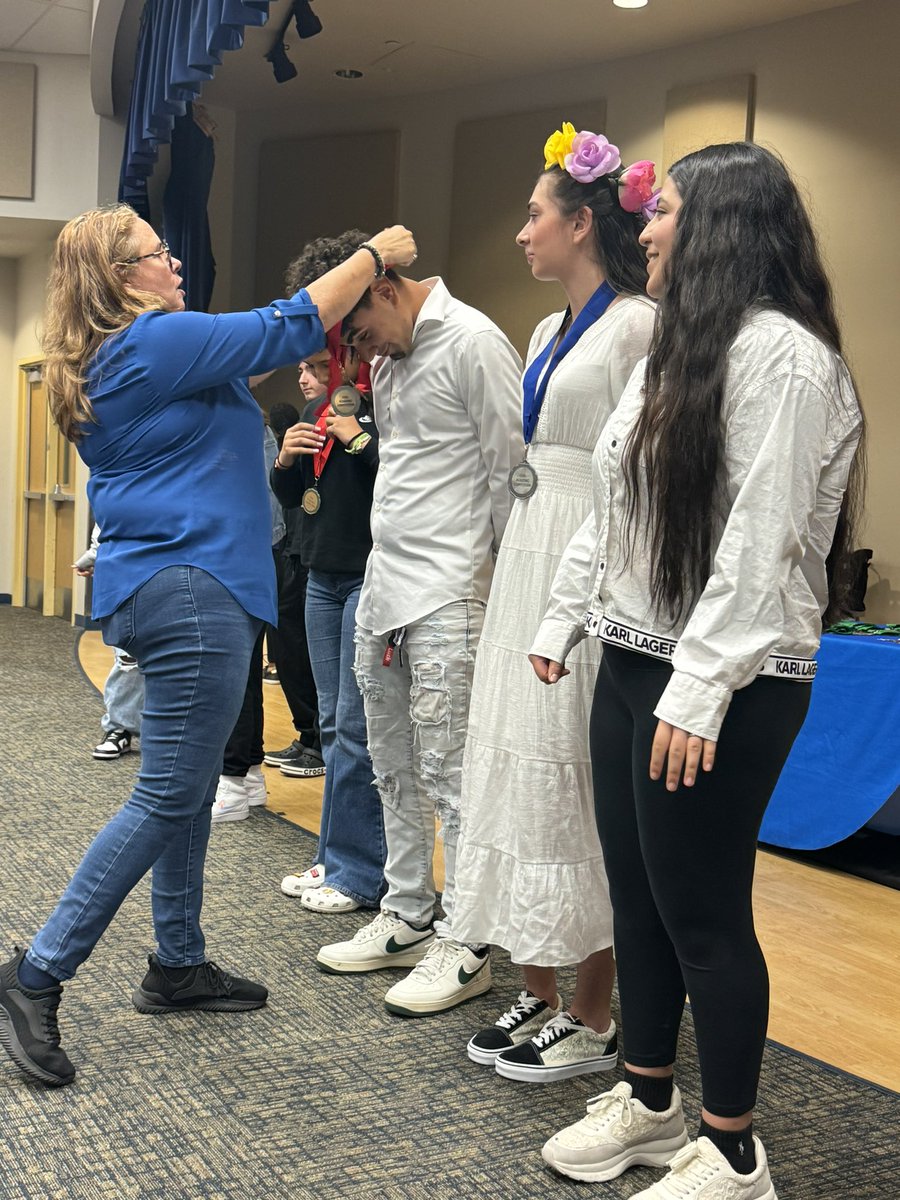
top-left (272, 231), bottom-right (386, 914)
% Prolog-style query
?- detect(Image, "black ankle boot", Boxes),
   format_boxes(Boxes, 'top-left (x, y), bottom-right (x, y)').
top-left (0, 947), bottom-right (76, 1086)
top-left (132, 953), bottom-right (268, 1014)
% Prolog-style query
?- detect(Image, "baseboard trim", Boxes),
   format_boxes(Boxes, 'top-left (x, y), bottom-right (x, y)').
top-left (74, 612), bottom-right (100, 630)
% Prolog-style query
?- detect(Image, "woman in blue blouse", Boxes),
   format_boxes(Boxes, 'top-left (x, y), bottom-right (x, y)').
top-left (0, 205), bottom-right (415, 1087)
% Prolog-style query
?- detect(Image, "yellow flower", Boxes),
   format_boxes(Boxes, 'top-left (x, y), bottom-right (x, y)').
top-left (543, 121), bottom-right (577, 170)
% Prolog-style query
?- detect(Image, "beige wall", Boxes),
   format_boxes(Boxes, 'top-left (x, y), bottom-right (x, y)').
top-left (240, 0), bottom-right (899, 620)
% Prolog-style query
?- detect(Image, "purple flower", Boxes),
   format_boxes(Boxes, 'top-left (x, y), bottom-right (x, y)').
top-left (564, 132), bottom-right (621, 183)
top-left (640, 188), bottom-right (661, 222)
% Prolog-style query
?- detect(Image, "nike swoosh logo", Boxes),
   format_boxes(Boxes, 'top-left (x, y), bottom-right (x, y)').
top-left (385, 933), bottom-right (431, 955)
top-left (458, 960), bottom-right (487, 985)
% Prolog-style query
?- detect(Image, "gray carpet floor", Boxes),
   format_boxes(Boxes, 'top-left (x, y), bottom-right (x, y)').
top-left (0, 606), bottom-right (897, 1199)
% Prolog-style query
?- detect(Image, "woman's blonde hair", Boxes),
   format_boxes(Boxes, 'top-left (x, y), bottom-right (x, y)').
top-left (42, 204), bottom-right (167, 441)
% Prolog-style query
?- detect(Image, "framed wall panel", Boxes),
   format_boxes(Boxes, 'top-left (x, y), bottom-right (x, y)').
top-left (662, 75), bottom-right (755, 173)
top-left (0, 63), bottom-right (36, 200)
top-left (448, 102), bottom-right (607, 357)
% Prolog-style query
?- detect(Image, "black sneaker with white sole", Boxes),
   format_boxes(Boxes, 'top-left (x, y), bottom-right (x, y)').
top-left (0, 948), bottom-right (76, 1087)
top-left (494, 1012), bottom-right (618, 1082)
top-left (131, 953), bottom-right (268, 1014)
top-left (92, 728), bottom-right (133, 759)
top-left (467, 989), bottom-right (562, 1064)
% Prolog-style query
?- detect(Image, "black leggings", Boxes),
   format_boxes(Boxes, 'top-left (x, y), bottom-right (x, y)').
top-left (590, 643), bottom-right (811, 1117)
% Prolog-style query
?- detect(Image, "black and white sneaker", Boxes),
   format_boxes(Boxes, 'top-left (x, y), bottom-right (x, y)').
top-left (279, 748), bottom-right (325, 778)
top-left (92, 728), bottom-right (133, 759)
top-left (495, 1012), bottom-right (618, 1082)
top-left (467, 989), bottom-right (562, 1065)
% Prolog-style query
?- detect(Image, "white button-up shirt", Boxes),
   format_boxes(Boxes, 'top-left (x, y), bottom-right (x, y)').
top-left (532, 307), bottom-right (863, 741)
top-left (357, 278), bottom-right (524, 635)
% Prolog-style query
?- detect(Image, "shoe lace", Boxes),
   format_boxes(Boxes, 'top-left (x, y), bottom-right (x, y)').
top-left (582, 1082), bottom-right (636, 1133)
top-left (198, 961), bottom-right (233, 996)
top-left (352, 911), bottom-right (399, 943)
top-left (495, 990), bottom-right (543, 1030)
top-left (37, 992), bottom-right (63, 1045)
top-left (405, 939), bottom-right (458, 982)
top-left (532, 1011), bottom-right (579, 1048)
top-left (652, 1142), bottom-right (718, 1198)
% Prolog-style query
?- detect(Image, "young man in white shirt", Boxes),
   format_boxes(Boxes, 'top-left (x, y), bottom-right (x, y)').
top-left (316, 255), bottom-right (524, 1016)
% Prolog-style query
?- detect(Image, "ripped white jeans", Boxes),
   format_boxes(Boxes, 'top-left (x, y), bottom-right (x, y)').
top-left (354, 600), bottom-right (485, 939)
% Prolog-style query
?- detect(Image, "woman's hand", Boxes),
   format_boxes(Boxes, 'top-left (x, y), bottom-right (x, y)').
top-left (529, 654), bottom-right (570, 685)
top-left (650, 720), bottom-right (717, 791)
top-left (368, 226), bottom-right (418, 269)
top-left (324, 413), bottom-right (363, 446)
top-left (279, 421), bottom-right (325, 465)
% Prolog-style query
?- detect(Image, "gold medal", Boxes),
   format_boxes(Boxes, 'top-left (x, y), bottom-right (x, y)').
top-left (302, 487), bottom-right (321, 515)
top-left (331, 384), bottom-right (361, 417)
top-left (508, 460), bottom-right (538, 499)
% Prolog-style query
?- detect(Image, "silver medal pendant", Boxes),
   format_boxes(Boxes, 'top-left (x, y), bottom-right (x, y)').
top-left (330, 384), bottom-right (361, 417)
top-left (508, 460), bottom-right (538, 499)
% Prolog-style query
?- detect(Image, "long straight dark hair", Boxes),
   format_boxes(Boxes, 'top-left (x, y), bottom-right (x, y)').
top-left (544, 166), bottom-right (650, 297)
top-left (623, 141), bottom-right (864, 624)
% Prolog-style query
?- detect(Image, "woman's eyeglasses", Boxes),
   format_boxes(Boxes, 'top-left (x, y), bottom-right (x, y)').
top-left (116, 240), bottom-right (173, 268)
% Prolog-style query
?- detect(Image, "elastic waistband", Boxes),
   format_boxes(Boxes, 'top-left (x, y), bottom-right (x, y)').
top-left (585, 613), bottom-right (817, 682)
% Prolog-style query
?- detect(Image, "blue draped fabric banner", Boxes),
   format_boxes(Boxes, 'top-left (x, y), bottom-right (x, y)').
top-left (118, 0), bottom-right (270, 219)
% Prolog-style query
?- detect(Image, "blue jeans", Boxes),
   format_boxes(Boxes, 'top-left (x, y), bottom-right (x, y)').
top-left (101, 647), bottom-right (144, 735)
top-left (29, 567), bottom-right (261, 981)
top-left (305, 570), bottom-right (385, 907)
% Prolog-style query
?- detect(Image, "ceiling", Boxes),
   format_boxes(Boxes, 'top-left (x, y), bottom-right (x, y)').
top-left (0, 0), bottom-right (90, 55)
top-left (201, 0), bottom-right (863, 111)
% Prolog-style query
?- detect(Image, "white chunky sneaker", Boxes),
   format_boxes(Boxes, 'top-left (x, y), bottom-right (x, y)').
top-left (384, 939), bottom-right (491, 1016)
top-left (495, 1011), bottom-right (618, 1082)
top-left (541, 1081), bottom-right (688, 1182)
top-left (467, 990), bottom-right (563, 1065)
top-left (244, 764), bottom-right (268, 807)
top-left (629, 1136), bottom-right (777, 1199)
top-left (316, 912), bottom-right (434, 974)
top-left (211, 776), bottom-right (249, 823)
top-left (281, 863), bottom-right (325, 896)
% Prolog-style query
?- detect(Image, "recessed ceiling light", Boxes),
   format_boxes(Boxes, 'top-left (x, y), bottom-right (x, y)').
top-left (335, 68), bottom-right (364, 80)
top-left (613, 0), bottom-right (649, 8)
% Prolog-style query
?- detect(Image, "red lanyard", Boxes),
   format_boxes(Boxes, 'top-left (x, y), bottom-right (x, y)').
top-left (312, 400), bottom-right (336, 483)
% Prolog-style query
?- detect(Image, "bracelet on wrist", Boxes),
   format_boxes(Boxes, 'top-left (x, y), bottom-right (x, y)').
top-left (274, 454), bottom-right (290, 470)
top-left (359, 242), bottom-right (385, 279)
top-left (345, 432), bottom-right (372, 455)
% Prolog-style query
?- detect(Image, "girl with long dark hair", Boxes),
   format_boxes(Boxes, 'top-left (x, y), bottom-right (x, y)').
top-left (530, 142), bottom-right (864, 1198)
top-left (454, 125), bottom-right (656, 1080)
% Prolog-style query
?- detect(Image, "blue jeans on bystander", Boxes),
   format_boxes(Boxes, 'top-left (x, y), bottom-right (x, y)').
top-left (305, 570), bottom-right (386, 907)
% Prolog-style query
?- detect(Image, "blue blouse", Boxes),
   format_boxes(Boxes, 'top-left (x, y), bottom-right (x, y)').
top-left (79, 291), bottom-right (324, 625)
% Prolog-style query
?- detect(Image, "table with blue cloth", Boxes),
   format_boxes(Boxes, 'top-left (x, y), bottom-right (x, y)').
top-left (759, 630), bottom-right (900, 849)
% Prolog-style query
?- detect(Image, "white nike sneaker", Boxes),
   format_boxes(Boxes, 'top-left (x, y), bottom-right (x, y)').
top-left (541, 1080), bottom-right (688, 1182)
top-left (383, 939), bottom-right (491, 1016)
top-left (629, 1136), bottom-right (777, 1199)
top-left (244, 764), bottom-right (268, 807)
top-left (316, 911), bottom-right (435, 974)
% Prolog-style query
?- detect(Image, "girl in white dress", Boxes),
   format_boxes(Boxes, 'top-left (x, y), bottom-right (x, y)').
top-left (453, 124), bottom-right (657, 1081)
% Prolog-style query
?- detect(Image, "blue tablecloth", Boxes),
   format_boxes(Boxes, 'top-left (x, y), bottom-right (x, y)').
top-left (759, 633), bottom-right (900, 849)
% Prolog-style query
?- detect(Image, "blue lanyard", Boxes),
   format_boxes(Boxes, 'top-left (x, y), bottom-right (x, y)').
top-left (521, 280), bottom-right (618, 444)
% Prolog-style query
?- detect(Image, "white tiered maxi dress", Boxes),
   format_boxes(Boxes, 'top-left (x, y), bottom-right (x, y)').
top-left (453, 296), bottom-right (656, 965)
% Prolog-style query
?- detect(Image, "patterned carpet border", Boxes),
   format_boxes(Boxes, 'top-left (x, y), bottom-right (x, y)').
top-left (0, 608), bottom-right (897, 1200)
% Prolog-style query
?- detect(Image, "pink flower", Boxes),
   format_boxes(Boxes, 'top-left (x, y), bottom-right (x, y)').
top-left (618, 160), bottom-right (657, 213)
top-left (564, 132), bottom-right (621, 183)
top-left (640, 187), bottom-right (661, 222)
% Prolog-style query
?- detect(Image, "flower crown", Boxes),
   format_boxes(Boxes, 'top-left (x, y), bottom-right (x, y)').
top-left (543, 122), bottom-right (660, 221)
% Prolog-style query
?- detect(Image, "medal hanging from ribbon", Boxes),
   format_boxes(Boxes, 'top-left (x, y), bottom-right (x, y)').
top-left (302, 324), bottom-right (373, 515)
top-left (508, 279), bottom-right (619, 499)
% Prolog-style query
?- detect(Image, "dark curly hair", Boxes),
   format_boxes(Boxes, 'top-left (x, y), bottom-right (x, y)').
top-left (284, 229), bottom-right (372, 295)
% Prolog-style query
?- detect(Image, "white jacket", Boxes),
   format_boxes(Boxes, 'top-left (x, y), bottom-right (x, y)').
top-left (531, 308), bottom-right (863, 742)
